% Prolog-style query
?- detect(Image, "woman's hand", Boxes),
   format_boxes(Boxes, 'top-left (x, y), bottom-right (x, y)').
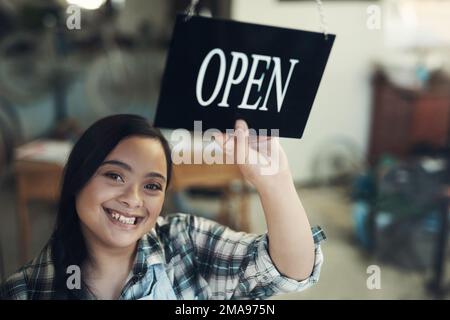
top-left (213, 119), bottom-right (291, 191)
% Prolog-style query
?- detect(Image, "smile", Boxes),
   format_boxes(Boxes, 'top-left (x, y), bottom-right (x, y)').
top-left (103, 207), bottom-right (143, 226)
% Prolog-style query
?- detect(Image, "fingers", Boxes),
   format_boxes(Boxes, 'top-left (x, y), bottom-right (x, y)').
top-left (213, 119), bottom-right (248, 153)
top-left (235, 119), bottom-right (248, 132)
top-left (212, 120), bottom-right (278, 162)
top-left (236, 135), bottom-right (249, 165)
top-left (212, 131), bottom-right (234, 155)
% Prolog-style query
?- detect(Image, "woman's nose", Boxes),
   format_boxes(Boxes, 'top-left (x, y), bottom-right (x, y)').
top-left (118, 185), bottom-right (143, 209)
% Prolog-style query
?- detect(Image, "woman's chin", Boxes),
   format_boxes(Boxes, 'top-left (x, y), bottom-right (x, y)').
top-left (104, 233), bottom-right (142, 249)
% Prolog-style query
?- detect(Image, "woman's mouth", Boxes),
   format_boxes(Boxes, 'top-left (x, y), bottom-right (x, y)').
top-left (103, 207), bottom-right (143, 227)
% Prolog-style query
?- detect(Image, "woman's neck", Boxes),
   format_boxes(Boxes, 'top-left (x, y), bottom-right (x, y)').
top-left (82, 238), bottom-right (138, 299)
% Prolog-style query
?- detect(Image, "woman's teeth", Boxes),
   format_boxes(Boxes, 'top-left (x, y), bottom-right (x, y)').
top-left (109, 210), bottom-right (137, 225)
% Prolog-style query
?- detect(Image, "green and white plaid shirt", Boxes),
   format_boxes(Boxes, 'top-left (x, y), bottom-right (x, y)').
top-left (0, 213), bottom-right (325, 300)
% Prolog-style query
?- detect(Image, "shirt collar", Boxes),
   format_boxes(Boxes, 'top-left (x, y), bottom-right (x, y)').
top-left (132, 222), bottom-right (166, 277)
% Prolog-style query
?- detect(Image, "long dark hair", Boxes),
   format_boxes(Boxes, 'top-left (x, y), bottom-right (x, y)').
top-left (50, 114), bottom-right (172, 299)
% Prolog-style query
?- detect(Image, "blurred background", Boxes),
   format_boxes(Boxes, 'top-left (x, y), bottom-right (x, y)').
top-left (0, 0), bottom-right (449, 299)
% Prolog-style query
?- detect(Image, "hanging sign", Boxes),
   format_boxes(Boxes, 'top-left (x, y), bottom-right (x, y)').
top-left (155, 14), bottom-right (335, 138)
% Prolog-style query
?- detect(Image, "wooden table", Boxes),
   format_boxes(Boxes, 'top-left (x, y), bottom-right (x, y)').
top-left (170, 164), bottom-right (250, 232)
top-left (14, 160), bottom-right (63, 263)
top-left (14, 159), bottom-right (250, 263)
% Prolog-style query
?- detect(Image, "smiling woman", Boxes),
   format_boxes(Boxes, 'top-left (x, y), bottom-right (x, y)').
top-left (0, 114), bottom-right (325, 300)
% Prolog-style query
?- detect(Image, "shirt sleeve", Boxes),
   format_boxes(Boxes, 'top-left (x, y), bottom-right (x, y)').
top-left (188, 215), bottom-right (325, 300)
top-left (0, 270), bottom-right (30, 300)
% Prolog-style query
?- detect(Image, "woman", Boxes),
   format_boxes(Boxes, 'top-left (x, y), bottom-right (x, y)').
top-left (0, 114), bottom-right (325, 300)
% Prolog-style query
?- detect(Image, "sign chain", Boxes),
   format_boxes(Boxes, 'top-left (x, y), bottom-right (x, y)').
top-left (315, 0), bottom-right (329, 40)
top-left (184, 0), bottom-right (329, 39)
top-left (184, 0), bottom-right (200, 21)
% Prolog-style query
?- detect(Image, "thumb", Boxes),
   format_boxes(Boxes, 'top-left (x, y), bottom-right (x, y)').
top-left (235, 119), bottom-right (248, 132)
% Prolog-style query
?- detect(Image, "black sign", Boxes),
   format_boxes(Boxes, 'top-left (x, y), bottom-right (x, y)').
top-left (154, 14), bottom-right (335, 139)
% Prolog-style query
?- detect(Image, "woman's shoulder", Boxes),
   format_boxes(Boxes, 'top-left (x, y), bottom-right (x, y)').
top-left (153, 213), bottom-right (233, 251)
top-left (156, 212), bottom-right (225, 235)
top-left (157, 212), bottom-right (192, 225)
top-left (0, 244), bottom-right (54, 300)
top-left (0, 267), bottom-right (29, 300)
top-left (154, 212), bottom-right (194, 239)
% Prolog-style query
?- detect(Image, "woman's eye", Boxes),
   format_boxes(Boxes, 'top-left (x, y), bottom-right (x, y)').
top-left (105, 173), bottom-right (124, 183)
top-left (145, 183), bottom-right (162, 191)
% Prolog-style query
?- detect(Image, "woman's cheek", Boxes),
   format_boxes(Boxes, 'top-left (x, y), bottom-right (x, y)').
top-left (144, 196), bottom-right (165, 219)
top-left (92, 179), bottom-right (126, 202)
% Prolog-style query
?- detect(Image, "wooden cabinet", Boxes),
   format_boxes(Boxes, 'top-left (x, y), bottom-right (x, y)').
top-left (368, 71), bottom-right (450, 165)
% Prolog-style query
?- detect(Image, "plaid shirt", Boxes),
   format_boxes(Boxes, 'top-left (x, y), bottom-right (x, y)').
top-left (0, 213), bottom-right (325, 300)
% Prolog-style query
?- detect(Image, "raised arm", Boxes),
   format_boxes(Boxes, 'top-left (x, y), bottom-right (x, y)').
top-left (214, 120), bottom-right (316, 281)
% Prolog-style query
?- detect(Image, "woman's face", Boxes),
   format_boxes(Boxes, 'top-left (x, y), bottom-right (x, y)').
top-left (76, 136), bottom-right (168, 250)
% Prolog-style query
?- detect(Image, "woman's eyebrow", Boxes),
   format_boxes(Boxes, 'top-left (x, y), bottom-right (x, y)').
top-left (101, 160), bottom-right (132, 171)
top-left (145, 172), bottom-right (166, 182)
top-left (100, 160), bottom-right (166, 182)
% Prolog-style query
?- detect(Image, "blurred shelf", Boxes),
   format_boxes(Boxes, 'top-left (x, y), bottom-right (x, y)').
top-left (368, 70), bottom-right (450, 165)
